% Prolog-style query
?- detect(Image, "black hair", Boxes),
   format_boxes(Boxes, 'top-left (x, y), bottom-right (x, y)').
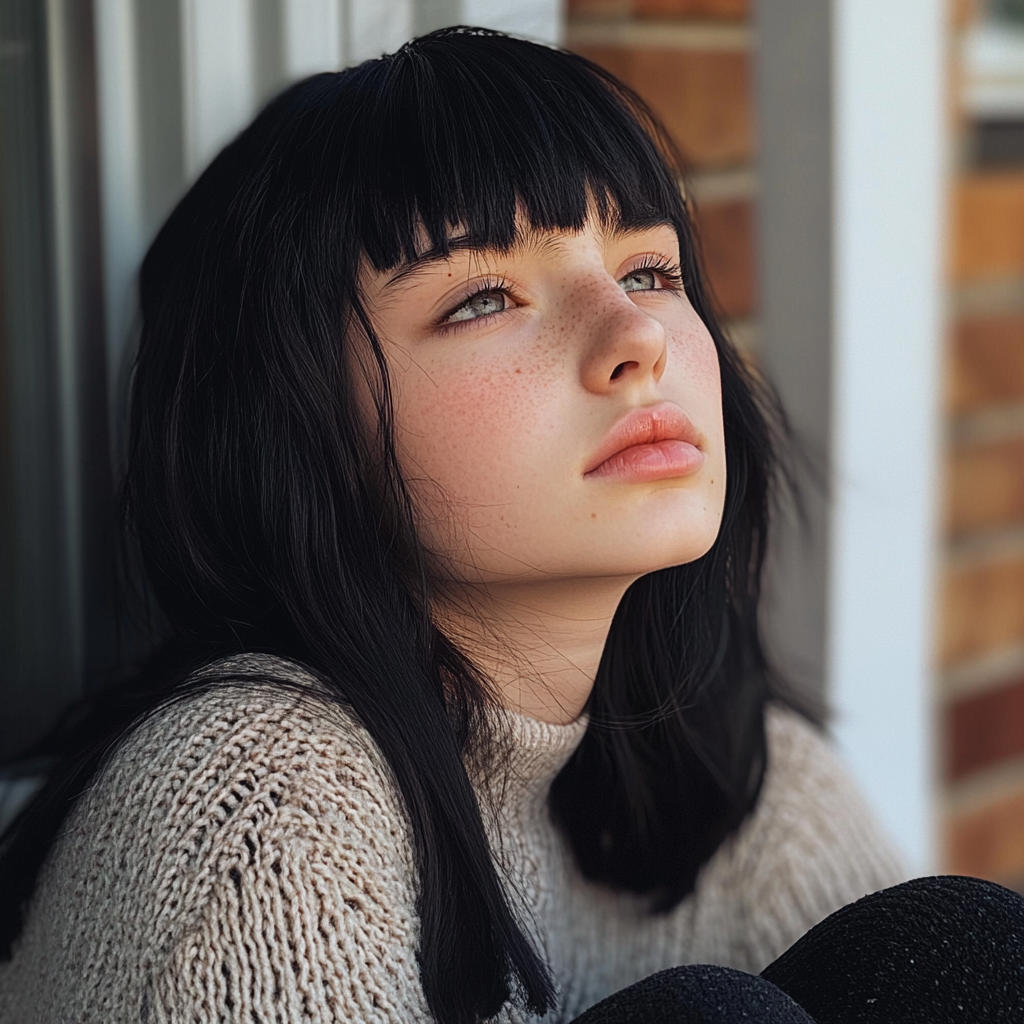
top-left (0, 27), bottom-right (806, 1024)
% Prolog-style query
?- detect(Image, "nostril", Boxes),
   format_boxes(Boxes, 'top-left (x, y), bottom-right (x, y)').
top-left (610, 361), bottom-right (637, 381)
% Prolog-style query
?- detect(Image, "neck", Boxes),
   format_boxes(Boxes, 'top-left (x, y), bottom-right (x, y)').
top-left (435, 575), bottom-right (638, 725)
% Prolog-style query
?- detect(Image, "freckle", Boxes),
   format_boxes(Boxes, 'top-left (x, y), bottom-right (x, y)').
top-left (515, 367), bottom-right (522, 374)
top-left (591, 513), bottom-right (597, 519)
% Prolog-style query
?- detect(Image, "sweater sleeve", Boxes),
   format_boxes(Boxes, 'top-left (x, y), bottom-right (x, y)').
top-left (150, 762), bottom-right (428, 1022)
top-left (147, 699), bottom-right (430, 1022)
top-left (0, 678), bottom-right (433, 1024)
top-left (700, 703), bottom-right (910, 974)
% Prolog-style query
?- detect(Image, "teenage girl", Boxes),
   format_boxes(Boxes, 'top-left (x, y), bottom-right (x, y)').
top-left (1, 28), bottom-right (1022, 1024)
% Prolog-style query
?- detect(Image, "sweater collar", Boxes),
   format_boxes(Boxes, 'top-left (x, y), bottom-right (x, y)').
top-left (201, 653), bottom-right (588, 808)
top-left (474, 706), bottom-right (589, 816)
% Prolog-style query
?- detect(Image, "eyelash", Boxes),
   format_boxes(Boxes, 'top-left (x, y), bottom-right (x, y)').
top-left (437, 255), bottom-right (684, 333)
top-left (437, 275), bottom-right (516, 334)
top-left (630, 254), bottom-right (684, 289)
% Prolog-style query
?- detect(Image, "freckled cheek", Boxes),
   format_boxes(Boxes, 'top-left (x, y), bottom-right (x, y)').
top-left (664, 316), bottom-right (726, 475)
top-left (666, 332), bottom-right (719, 413)
top-left (393, 360), bottom-right (554, 503)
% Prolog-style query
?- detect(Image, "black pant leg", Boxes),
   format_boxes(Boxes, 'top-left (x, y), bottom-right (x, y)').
top-left (761, 875), bottom-right (1024, 1024)
top-left (568, 964), bottom-right (817, 1023)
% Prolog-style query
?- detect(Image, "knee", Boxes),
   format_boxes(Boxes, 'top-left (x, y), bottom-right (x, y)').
top-left (572, 965), bottom-right (815, 1024)
top-left (761, 875), bottom-right (1024, 1023)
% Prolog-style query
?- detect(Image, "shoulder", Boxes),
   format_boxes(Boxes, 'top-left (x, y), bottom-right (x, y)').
top-left (93, 652), bottom-right (416, 904)
top-left (115, 653), bottom-right (400, 802)
top-left (694, 702), bottom-right (909, 971)
top-left (756, 702), bottom-right (905, 868)
top-left (11, 654), bottom-right (427, 1022)
top-left (92, 653), bottom-right (411, 869)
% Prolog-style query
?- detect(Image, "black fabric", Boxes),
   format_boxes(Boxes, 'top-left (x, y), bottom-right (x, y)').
top-left (567, 876), bottom-right (1024, 1024)
top-left (569, 965), bottom-right (816, 1023)
top-left (762, 875), bottom-right (1024, 1023)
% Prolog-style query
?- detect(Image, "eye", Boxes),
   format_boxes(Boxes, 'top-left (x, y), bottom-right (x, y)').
top-left (445, 289), bottom-right (509, 323)
top-left (619, 268), bottom-right (659, 293)
top-left (618, 255), bottom-right (684, 296)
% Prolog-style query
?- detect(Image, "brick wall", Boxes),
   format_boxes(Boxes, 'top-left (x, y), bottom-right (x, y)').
top-left (566, 0), bottom-right (757, 352)
top-left (944, 1), bottom-right (1024, 888)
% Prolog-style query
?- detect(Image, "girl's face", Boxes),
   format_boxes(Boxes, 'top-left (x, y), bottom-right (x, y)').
top-left (361, 215), bottom-right (726, 588)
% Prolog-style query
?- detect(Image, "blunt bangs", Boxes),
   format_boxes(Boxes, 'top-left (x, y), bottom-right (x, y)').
top-left (326, 28), bottom-right (690, 271)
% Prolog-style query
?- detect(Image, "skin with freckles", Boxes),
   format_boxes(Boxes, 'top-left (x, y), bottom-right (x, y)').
top-left (360, 216), bottom-right (726, 723)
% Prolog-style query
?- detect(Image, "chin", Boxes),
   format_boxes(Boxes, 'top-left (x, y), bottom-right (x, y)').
top-left (584, 532), bottom-right (721, 580)
top-left (640, 542), bottom-right (718, 575)
top-left (625, 505), bottom-right (724, 574)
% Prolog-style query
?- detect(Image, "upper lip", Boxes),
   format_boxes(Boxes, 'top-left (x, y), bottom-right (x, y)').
top-left (583, 402), bottom-right (705, 476)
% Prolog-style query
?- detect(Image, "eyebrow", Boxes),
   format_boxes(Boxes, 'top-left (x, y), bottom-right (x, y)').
top-left (382, 217), bottom-right (676, 290)
top-left (383, 236), bottom-right (517, 289)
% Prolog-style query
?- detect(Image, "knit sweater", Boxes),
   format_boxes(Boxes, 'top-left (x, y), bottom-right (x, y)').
top-left (0, 655), bottom-right (906, 1024)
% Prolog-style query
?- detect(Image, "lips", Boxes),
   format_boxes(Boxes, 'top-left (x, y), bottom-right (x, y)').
top-left (584, 403), bottom-right (706, 482)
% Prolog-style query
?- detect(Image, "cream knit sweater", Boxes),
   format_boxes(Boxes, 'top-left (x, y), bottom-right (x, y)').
top-left (0, 655), bottom-right (906, 1024)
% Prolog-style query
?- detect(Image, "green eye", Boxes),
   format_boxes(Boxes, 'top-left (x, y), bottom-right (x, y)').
top-left (448, 290), bottom-right (508, 323)
top-left (620, 269), bottom-right (658, 293)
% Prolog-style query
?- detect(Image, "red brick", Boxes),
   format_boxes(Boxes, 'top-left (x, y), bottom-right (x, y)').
top-left (948, 675), bottom-right (1024, 779)
top-left (941, 555), bottom-right (1024, 666)
top-left (634, 0), bottom-right (749, 17)
top-left (953, 173), bottom-right (1024, 283)
top-left (571, 45), bottom-right (753, 169)
top-left (567, 0), bottom-right (632, 16)
top-left (951, 0), bottom-right (983, 30)
top-left (947, 438), bottom-right (1024, 538)
top-left (694, 198), bottom-right (756, 319)
top-left (948, 314), bottom-right (1024, 414)
top-left (948, 787), bottom-right (1024, 880)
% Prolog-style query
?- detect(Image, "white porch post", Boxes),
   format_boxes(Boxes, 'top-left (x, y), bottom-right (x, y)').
top-left (829, 0), bottom-right (945, 872)
top-left (757, 1), bottom-right (946, 871)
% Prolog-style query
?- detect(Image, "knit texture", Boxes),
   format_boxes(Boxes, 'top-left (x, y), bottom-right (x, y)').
top-left (0, 656), bottom-right (906, 1023)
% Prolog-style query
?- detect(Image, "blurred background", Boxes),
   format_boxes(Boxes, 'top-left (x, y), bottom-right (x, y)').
top-left (1, 0), bottom-right (1023, 890)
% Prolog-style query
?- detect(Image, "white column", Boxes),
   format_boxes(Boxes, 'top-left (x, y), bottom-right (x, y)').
top-left (283, 0), bottom-right (343, 76)
top-left (181, 0), bottom-right (257, 177)
top-left (347, 0), bottom-right (413, 63)
top-left (94, 0), bottom-right (145, 415)
top-left (829, 0), bottom-right (946, 871)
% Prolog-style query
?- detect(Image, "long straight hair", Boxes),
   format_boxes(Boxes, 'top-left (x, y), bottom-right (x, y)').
top-left (0, 28), bottom-right (803, 1024)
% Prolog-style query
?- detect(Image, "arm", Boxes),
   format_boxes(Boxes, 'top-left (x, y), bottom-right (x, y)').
top-left (1, 679), bottom-right (434, 1024)
top-left (152, 801), bottom-right (428, 1022)
top-left (144, 691), bottom-right (432, 1023)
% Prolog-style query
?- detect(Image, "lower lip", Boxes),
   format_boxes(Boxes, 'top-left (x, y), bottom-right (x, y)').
top-left (585, 440), bottom-right (705, 482)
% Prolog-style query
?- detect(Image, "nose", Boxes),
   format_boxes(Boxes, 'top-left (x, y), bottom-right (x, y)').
top-left (578, 280), bottom-right (668, 395)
